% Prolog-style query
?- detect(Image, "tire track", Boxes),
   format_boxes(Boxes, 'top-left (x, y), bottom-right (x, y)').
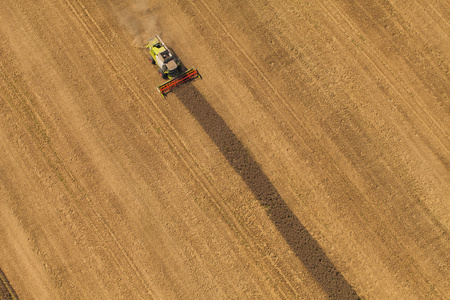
top-left (417, 0), bottom-right (450, 36)
top-left (317, 0), bottom-right (449, 232)
top-left (323, 0), bottom-right (449, 150)
top-left (321, 0), bottom-right (445, 241)
top-left (0, 268), bottom-right (19, 300)
top-left (2, 2), bottom-right (162, 293)
top-left (0, 60), bottom-right (154, 299)
top-left (195, 0), bottom-right (449, 155)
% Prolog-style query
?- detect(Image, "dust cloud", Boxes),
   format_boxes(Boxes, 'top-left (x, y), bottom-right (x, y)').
top-left (116, 0), bottom-right (159, 47)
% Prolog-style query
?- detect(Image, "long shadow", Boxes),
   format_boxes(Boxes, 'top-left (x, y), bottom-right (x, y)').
top-left (173, 85), bottom-right (359, 299)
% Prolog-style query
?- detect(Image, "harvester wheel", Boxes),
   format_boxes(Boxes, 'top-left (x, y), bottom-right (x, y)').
top-left (158, 69), bottom-right (167, 79)
top-left (149, 57), bottom-right (155, 64)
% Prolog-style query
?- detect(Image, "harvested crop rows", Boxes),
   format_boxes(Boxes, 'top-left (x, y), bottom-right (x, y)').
top-left (0, 0), bottom-right (448, 299)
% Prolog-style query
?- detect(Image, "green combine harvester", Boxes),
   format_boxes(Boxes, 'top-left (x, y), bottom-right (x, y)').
top-left (145, 35), bottom-right (201, 97)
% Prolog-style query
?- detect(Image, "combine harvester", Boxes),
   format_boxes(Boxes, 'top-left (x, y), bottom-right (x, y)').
top-left (145, 35), bottom-right (201, 97)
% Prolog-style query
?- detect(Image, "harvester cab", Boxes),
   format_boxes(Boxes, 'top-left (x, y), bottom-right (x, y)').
top-left (145, 35), bottom-right (201, 96)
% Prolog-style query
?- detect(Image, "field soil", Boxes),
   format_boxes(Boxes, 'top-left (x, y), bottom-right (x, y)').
top-left (0, 0), bottom-right (449, 299)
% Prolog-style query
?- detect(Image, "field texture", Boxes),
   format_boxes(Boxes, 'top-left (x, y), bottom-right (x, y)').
top-left (0, 0), bottom-right (449, 299)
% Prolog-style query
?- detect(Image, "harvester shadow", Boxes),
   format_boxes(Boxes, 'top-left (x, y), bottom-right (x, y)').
top-left (174, 85), bottom-right (359, 299)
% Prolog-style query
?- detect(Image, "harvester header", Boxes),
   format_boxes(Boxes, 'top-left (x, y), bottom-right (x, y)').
top-left (144, 35), bottom-right (201, 96)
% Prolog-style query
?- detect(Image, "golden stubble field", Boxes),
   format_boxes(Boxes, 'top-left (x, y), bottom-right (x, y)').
top-left (0, 0), bottom-right (448, 299)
